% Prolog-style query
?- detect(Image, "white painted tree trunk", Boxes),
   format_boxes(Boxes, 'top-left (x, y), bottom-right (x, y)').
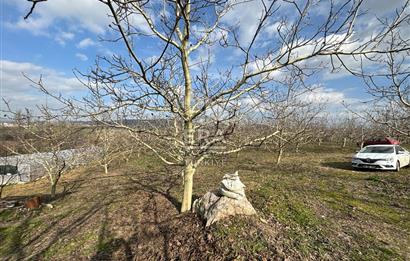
top-left (104, 163), bottom-right (108, 174)
top-left (276, 147), bottom-right (283, 165)
top-left (181, 162), bottom-right (195, 212)
top-left (51, 181), bottom-right (57, 199)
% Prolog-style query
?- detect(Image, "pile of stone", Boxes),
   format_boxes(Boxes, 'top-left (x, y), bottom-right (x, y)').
top-left (193, 171), bottom-right (256, 226)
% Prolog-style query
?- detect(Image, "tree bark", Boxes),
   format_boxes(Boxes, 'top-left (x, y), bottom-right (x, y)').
top-left (104, 163), bottom-right (108, 174)
top-left (180, 4), bottom-right (195, 213)
top-left (181, 162), bottom-right (195, 212)
top-left (276, 147), bottom-right (283, 165)
top-left (51, 181), bottom-right (57, 198)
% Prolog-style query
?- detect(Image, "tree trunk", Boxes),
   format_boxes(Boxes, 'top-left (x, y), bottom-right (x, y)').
top-left (342, 137), bottom-right (347, 148)
top-left (360, 127), bottom-right (365, 149)
top-left (181, 162), bottom-right (195, 212)
top-left (51, 182), bottom-right (57, 199)
top-left (104, 163), bottom-right (108, 174)
top-left (0, 176), bottom-right (4, 198)
top-left (179, 2), bottom-right (194, 213)
top-left (276, 148), bottom-right (283, 165)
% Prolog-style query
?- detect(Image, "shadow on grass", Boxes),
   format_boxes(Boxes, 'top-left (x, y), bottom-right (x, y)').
top-left (321, 162), bottom-right (354, 171)
top-left (321, 162), bottom-right (397, 173)
top-left (1, 164), bottom-right (208, 260)
top-left (1, 175), bottom-right (84, 207)
top-left (0, 172), bottom-right (105, 260)
top-left (124, 166), bottom-right (182, 211)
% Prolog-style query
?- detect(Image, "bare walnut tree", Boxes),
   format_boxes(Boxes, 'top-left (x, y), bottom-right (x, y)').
top-left (360, 49), bottom-right (410, 137)
top-left (338, 2), bottom-right (410, 137)
top-left (94, 126), bottom-right (134, 174)
top-left (260, 75), bottom-right (324, 164)
top-left (26, 0), bottom-right (410, 212)
top-left (3, 104), bottom-right (84, 199)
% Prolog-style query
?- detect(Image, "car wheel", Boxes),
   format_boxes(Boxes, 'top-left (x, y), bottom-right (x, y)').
top-left (395, 161), bottom-right (400, 172)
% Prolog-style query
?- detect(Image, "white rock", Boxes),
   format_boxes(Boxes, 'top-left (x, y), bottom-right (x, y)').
top-left (193, 171), bottom-right (256, 226)
top-left (218, 187), bottom-right (244, 199)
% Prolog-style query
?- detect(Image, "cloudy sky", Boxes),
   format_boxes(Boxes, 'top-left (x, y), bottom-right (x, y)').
top-left (0, 0), bottom-right (407, 118)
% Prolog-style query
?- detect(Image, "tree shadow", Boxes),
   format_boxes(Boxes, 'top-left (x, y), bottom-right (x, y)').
top-left (321, 162), bottom-right (355, 171)
top-left (25, 196), bottom-right (116, 260)
top-left (0, 172), bottom-right (114, 260)
top-left (124, 167), bottom-right (182, 211)
top-left (90, 206), bottom-right (133, 261)
top-left (89, 192), bottom-right (206, 261)
top-left (1, 175), bottom-right (85, 208)
top-left (1, 212), bottom-right (32, 260)
top-left (321, 162), bottom-right (392, 172)
top-left (1, 165), bottom-right (207, 260)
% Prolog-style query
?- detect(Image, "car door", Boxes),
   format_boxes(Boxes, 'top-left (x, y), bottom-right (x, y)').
top-left (402, 147), bottom-right (410, 166)
top-left (397, 146), bottom-right (410, 166)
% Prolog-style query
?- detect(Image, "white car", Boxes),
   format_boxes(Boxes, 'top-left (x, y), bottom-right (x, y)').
top-left (352, 145), bottom-right (410, 171)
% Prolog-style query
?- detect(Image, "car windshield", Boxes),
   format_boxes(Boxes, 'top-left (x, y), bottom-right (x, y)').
top-left (360, 146), bottom-right (394, 153)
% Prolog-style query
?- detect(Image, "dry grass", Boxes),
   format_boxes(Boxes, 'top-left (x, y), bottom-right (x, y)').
top-left (0, 144), bottom-right (409, 260)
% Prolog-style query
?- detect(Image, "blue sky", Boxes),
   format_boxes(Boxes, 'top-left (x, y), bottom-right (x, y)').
top-left (0, 0), bottom-right (406, 117)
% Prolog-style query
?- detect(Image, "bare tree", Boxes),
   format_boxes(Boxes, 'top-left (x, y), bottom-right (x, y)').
top-left (339, 3), bottom-right (410, 138)
top-left (261, 77), bottom-right (324, 164)
top-left (344, 58), bottom-right (409, 139)
top-left (362, 58), bottom-right (410, 137)
top-left (336, 116), bottom-right (361, 148)
top-left (94, 126), bottom-right (134, 174)
top-left (23, 0), bottom-right (410, 212)
top-left (3, 104), bottom-right (84, 199)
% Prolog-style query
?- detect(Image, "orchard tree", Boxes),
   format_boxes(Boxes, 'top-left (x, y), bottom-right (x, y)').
top-left (260, 74), bottom-right (324, 164)
top-left (338, 2), bottom-right (410, 138)
top-left (3, 103), bottom-right (83, 199)
top-left (24, 0), bottom-right (410, 212)
top-left (94, 126), bottom-right (135, 174)
top-left (360, 51), bottom-right (410, 137)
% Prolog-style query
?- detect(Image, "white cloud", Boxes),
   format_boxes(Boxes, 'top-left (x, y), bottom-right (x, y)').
top-left (54, 31), bottom-right (75, 45)
top-left (75, 53), bottom-right (88, 61)
top-left (245, 54), bottom-right (287, 81)
top-left (302, 86), bottom-right (346, 105)
top-left (222, 0), bottom-right (264, 45)
top-left (0, 60), bottom-right (85, 114)
top-left (299, 85), bottom-right (372, 117)
top-left (221, 0), bottom-right (296, 46)
top-left (362, 0), bottom-right (405, 15)
top-left (76, 38), bottom-right (96, 49)
top-left (5, 0), bottom-right (155, 38)
top-left (5, 0), bottom-right (111, 35)
top-left (263, 22), bottom-right (282, 38)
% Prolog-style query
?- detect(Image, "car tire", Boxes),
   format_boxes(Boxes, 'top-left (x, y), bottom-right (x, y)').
top-left (395, 161), bottom-right (400, 172)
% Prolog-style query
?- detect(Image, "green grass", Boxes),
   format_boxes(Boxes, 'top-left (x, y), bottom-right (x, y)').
top-left (0, 144), bottom-right (409, 260)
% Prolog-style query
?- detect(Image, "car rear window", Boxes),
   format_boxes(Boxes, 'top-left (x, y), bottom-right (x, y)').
top-left (361, 146), bottom-right (394, 153)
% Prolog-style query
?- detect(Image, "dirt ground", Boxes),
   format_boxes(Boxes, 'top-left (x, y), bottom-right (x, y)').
top-left (1, 145), bottom-right (409, 260)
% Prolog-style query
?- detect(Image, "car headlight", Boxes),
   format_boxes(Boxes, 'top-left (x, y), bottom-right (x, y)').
top-left (385, 157), bottom-right (394, 163)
